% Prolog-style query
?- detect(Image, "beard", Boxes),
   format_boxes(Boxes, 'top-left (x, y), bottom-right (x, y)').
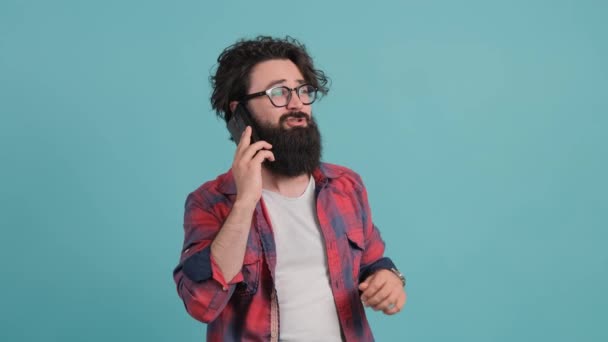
top-left (253, 111), bottom-right (322, 177)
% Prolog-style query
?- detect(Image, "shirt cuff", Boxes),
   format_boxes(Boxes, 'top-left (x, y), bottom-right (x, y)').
top-left (182, 246), bottom-right (244, 287)
top-left (359, 257), bottom-right (396, 283)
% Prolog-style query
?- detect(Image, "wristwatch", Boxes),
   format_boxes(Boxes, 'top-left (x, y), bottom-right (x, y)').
top-left (390, 268), bottom-right (406, 287)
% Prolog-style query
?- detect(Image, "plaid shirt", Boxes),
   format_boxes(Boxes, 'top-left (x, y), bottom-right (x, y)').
top-left (173, 163), bottom-right (396, 341)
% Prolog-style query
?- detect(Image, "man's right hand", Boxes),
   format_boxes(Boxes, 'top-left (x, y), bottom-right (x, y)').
top-left (210, 126), bottom-right (274, 283)
top-left (231, 126), bottom-right (274, 207)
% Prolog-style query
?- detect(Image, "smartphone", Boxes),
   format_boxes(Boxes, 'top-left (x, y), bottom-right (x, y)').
top-left (227, 103), bottom-right (260, 145)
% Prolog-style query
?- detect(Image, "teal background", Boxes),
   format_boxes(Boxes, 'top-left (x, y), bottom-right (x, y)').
top-left (1, 0), bottom-right (606, 341)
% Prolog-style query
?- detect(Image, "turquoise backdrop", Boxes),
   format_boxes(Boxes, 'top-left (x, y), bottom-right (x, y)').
top-left (1, 0), bottom-right (606, 341)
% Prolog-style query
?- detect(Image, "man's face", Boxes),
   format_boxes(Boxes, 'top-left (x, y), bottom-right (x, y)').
top-left (244, 59), bottom-right (312, 128)
top-left (235, 59), bottom-right (321, 177)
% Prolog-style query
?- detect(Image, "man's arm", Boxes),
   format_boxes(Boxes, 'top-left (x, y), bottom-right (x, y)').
top-left (173, 192), bottom-right (244, 323)
top-left (173, 127), bottom-right (274, 323)
top-left (353, 175), bottom-right (407, 315)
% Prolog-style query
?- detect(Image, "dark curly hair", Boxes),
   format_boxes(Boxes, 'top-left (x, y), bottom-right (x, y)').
top-left (210, 36), bottom-right (330, 123)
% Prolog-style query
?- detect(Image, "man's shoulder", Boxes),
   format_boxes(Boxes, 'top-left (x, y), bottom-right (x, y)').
top-left (320, 162), bottom-right (365, 188)
top-left (186, 169), bottom-right (234, 204)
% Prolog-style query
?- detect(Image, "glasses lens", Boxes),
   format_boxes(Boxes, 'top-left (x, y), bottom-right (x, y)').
top-left (266, 85), bottom-right (318, 107)
top-left (298, 85), bottom-right (317, 104)
top-left (268, 87), bottom-right (290, 107)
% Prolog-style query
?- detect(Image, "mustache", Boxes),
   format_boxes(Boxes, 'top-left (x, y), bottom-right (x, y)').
top-left (278, 112), bottom-right (310, 126)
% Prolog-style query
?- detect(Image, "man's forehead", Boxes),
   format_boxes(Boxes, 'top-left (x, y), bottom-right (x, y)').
top-left (249, 59), bottom-right (305, 89)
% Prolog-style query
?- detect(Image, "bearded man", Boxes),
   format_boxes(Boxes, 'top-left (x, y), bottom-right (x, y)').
top-left (173, 36), bottom-right (407, 342)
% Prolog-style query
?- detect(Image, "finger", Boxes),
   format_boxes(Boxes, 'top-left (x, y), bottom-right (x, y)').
top-left (241, 140), bottom-right (273, 162)
top-left (359, 281), bottom-right (370, 306)
top-left (361, 276), bottom-right (387, 303)
top-left (397, 290), bottom-right (407, 310)
top-left (380, 298), bottom-right (398, 314)
top-left (383, 300), bottom-right (400, 315)
top-left (368, 286), bottom-right (392, 309)
top-left (384, 290), bottom-right (407, 315)
top-left (383, 306), bottom-right (399, 315)
top-left (234, 126), bottom-right (252, 157)
top-left (359, 273), bottom-right (376, 298)
top-left (358, 282), bottom-right (369, 292)
top-left (251, 150), bottom-right (275, 165)
top-left (359, 274), bottom-right (373, 292)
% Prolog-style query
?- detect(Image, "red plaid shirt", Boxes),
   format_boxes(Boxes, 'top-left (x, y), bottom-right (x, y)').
top-left (173, 163), bottom-right (396, 341)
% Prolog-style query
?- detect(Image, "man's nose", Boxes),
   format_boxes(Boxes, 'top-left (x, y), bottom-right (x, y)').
top-left (286, 90), bottom-right (304, 110)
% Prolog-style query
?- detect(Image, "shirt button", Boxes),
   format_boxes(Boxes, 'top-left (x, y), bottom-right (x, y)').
top-left (222, 286), bottom-right (228, 291)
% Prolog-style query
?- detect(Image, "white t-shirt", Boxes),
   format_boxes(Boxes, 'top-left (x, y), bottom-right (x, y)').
top-left (262, 177), bottom-right (342, 341)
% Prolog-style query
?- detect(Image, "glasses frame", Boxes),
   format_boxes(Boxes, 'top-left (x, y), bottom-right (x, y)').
top-left (240, 84), bottom-right (318, 108)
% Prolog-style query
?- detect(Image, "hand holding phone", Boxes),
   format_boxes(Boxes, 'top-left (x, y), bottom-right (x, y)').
top-left (228, 105), bottom-right (274, 207)
top-left (227, 103), bottom-right (260, 145)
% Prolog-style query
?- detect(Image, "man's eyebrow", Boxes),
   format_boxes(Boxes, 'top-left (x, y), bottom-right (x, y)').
top-left (263, 79), bottom-right (306, 89)
top-left (263, 79), bottom-right (286, 89)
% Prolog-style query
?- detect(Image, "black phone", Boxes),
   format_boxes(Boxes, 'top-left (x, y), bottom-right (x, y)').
top-left (227, 103), bottom-right (260, 145)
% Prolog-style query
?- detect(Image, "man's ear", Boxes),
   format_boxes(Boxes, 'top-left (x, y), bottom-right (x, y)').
top-left (229, 101), bottom-right (239, 114)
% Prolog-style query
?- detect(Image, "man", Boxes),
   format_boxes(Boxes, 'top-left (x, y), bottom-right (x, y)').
top-left (173, 36), bottom-right (407, 342)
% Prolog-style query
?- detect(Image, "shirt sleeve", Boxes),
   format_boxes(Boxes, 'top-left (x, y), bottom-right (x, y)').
top-left (354, 175), bottom-right (398, 283)
top-left (172, 192), bottom-right (244, 323)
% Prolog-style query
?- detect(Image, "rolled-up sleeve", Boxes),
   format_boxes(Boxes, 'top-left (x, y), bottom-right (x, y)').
top-left (353, 175), bottom-right (397, 283)
top-left (173, 192), bottom-right (244, 323)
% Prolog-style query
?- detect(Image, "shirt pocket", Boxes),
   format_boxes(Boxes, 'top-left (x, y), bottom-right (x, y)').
top-left (345, 227), bottom-right (365, 283)
top-left (235, 251), bottom-right (260, 296)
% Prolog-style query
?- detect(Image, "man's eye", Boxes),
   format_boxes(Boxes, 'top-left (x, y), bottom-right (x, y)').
top-left (299, 85), bottom-right (314, 95)
top-left (269, 88), bottom-right (286, 97)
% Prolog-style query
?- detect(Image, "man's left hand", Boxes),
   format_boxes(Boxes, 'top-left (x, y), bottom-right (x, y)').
top-left (359, 269), bottom-right (407, 315)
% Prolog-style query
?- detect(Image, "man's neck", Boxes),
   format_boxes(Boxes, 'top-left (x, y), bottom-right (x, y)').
top-left (261, 167), bottom-right (311, 198)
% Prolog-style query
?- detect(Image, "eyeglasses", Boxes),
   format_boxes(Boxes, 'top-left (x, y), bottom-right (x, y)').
top-left (241, 84), bottom-right (318, 107)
